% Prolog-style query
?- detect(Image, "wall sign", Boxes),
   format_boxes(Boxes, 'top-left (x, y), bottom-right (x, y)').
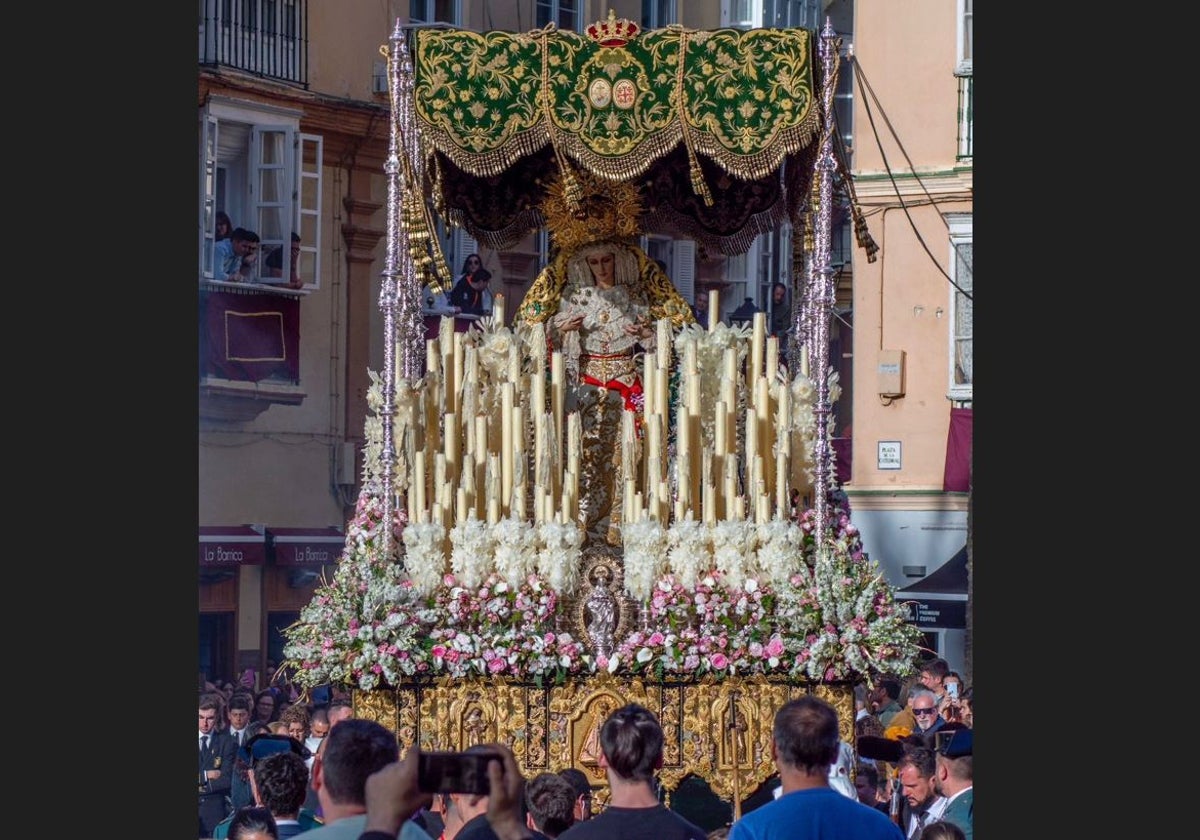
top-left (877, 440), bottom-right (902, 470)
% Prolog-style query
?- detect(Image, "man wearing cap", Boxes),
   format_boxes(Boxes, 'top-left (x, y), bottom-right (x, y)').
top-left (934, 728), bottom-right (973, 840)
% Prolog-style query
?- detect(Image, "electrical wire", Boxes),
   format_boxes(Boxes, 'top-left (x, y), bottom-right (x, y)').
top-left (847, 55), bottom-right (972, 301)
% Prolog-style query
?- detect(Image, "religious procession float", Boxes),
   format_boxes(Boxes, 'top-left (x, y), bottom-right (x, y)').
top-left (282, 12), bottom-right (922, 811)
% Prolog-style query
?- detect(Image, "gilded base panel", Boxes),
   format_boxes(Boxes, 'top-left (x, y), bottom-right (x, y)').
top-left (353, 674), bottom-right (855, 809)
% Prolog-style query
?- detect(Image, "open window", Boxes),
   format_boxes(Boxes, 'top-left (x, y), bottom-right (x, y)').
top-left (198, 97), bottom-right (322, 290)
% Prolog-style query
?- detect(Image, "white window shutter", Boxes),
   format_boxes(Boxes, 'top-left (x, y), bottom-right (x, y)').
top-left (200, 114), bottom-right (219, 280)
top-left (673, 239), bottom-right (695, 305)
top-left (296, 133), bottom-right (322, 288)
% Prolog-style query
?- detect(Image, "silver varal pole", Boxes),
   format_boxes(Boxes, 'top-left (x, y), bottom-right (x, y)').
top-left (376, 19), bottom-right (410, 562)
top-left (811, 19), bottom-right (842, 550)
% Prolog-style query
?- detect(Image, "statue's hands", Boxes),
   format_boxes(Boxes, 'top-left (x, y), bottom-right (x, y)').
top-left (559, 313), bottom-right (585, 333)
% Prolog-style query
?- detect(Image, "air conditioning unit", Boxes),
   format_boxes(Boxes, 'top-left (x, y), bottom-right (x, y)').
top-left (372, 60), bottom-right (388, 94)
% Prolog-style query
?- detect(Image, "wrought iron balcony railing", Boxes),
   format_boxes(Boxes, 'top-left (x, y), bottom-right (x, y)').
top-left (199, 0), bottom-right (308, 87)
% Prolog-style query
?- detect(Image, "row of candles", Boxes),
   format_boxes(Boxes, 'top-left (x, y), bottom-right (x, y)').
top-left (401, 290), bottom-right (813, 533)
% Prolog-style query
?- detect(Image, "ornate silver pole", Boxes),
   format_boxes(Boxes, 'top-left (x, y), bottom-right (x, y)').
top-left (810, 19), bottom-right (842, 549)
top-left (377, 19), bottom-right (409, 562)
top-left (393, 26), bottom-right (425, 382)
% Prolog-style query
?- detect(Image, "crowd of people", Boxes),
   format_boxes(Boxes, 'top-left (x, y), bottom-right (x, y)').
top-left (200, 657), bottom-right (972, 840)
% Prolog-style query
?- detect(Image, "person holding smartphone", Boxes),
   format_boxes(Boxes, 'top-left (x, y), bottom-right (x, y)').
top-left (358, 744), bottom-right (537, 840)
top-left (937, 674), bottom-right (964, 725)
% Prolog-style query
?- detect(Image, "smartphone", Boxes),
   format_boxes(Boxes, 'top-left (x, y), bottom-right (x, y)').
top-left (945, 682), bottom-right (959, 699)
top-left (417, 750), bottom-right (498, 795)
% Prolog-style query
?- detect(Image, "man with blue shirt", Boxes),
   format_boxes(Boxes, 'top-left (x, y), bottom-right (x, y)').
top-left (729, 696), bottom-right (904, 840)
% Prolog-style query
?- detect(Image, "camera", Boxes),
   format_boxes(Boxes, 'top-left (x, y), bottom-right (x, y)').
top-left (417, 750), bottom-right (498, 796)
top-left (945, 682), bottom-right (958, 699)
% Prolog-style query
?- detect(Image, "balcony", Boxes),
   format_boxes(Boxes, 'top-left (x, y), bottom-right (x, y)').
top-left (198, 0), bottom-right (309, 87)
top-left (199, 280), bottom-right (308, 422)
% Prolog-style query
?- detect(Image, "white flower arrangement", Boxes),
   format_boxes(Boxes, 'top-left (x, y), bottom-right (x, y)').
top-left (754, 518), bottom-right (805, 587)
top-left (402, 520), bottom-right (447, 596)
top-left (710, 519), bottom-right (756, 591)
top-left (449, 515), bottom-right (495, 589)
top-left (536, 520), bottom-right (583, 595)
top-left (492, 516), bottom-right (539, 589)
top-left (666, 515), bottom-right (710, 589)
top-left (620, 517), bottom-right (668, 601)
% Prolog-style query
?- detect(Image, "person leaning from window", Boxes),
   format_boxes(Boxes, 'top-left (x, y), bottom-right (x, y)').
top-left (448, 254), bottom-right (493, 316)
top-left (266, 232), bottom-right (304, 290)
top-left (217, 227), bottom-right (261, 282)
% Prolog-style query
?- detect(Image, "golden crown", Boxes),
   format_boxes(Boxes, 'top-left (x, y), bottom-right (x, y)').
top-left (586, 10), bottom-right (640, 47)
top-left (541, 168), bottom-right (644, 254)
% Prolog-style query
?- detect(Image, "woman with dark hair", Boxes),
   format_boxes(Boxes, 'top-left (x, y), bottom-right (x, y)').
top-left (216, 210), bottom-right (234, 242)
top-left (448, 253), bottom-right (493, 315)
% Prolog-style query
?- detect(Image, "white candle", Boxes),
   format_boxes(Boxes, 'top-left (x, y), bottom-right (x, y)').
top-left (657, 318), bottom-right (671, 370)
top-left (765, 335), bottom-right (778, 380)
top-left (426, 339), bottom-right (440, 376)
top-left (800, 344), bottom-right (809, 379)
top-left (452, 334), bottom-right (465, 418)
top-left (501, 385), bottom-right (514, 510)
top-left (414, 450), bottom-right (426, 520)
top-left (444, 412), bottom-right (458, 486)
top-left (707, 289), bottom-right (719, 332)
top-left (456, 487), bottom-right (468, 526)
top-left (568, 412), bottom-right (581, 516)
top-left (775, 447), bottom-right (788, 515)
top-left (508, 341), bottom-right (521, 386)
top-left (474, 417), bottom-right (488, 519)
top-left (642, 354), bottom-right (656, 416)
top-left (492, 292), bottom-right (505, 326)
top-left (714, 400), bottom-right (727, 456)
top-left (551, 351), bottom-right (564, 487)
top-left (744, 407), bottom-right (758, 501)
top-left (724, 456), bottom-right (738, 518)
top-left (750, 312), bottom-right (766, 389)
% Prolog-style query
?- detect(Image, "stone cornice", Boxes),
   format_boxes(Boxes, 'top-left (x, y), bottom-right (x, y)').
top-left (199, 69), bottom-right (390, 170)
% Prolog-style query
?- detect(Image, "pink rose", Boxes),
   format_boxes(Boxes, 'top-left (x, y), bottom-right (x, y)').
top-left (431, 645), bottom-right (447, 658)
top-left (648, 631), bottom-right (665, 646)
top-left (765, 637), bottom-right (785, 657)
top-left (710, 652), bottom-right (729, 670)
top-left (488, 657), bottom-right (507, 673)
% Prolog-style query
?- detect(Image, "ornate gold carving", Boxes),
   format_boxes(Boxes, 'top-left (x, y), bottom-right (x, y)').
top-left (360, 674), bottom-right (858, 807)
top-left (812, 681), bottom-right (856, 746)
top-left (540, 168), bottom-right (644, 254)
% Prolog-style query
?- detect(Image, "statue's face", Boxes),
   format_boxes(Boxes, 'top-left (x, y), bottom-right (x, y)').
top-left (585, 251), bottom-right (616, 286)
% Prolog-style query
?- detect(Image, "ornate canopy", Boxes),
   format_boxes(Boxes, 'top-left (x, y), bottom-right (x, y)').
top-left (411, 21), bottom-right (822, 255)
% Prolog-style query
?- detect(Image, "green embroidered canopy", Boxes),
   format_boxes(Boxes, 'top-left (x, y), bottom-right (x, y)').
top-left (411, 22), bottom-right (823, 255)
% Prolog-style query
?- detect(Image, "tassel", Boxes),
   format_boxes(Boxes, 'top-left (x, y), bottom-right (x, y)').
top-left (852, 207), bottom-right (879, 264)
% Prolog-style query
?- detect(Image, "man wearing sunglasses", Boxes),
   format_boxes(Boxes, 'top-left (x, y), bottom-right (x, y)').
top-left (909, 690), bottom-right (947, 737)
